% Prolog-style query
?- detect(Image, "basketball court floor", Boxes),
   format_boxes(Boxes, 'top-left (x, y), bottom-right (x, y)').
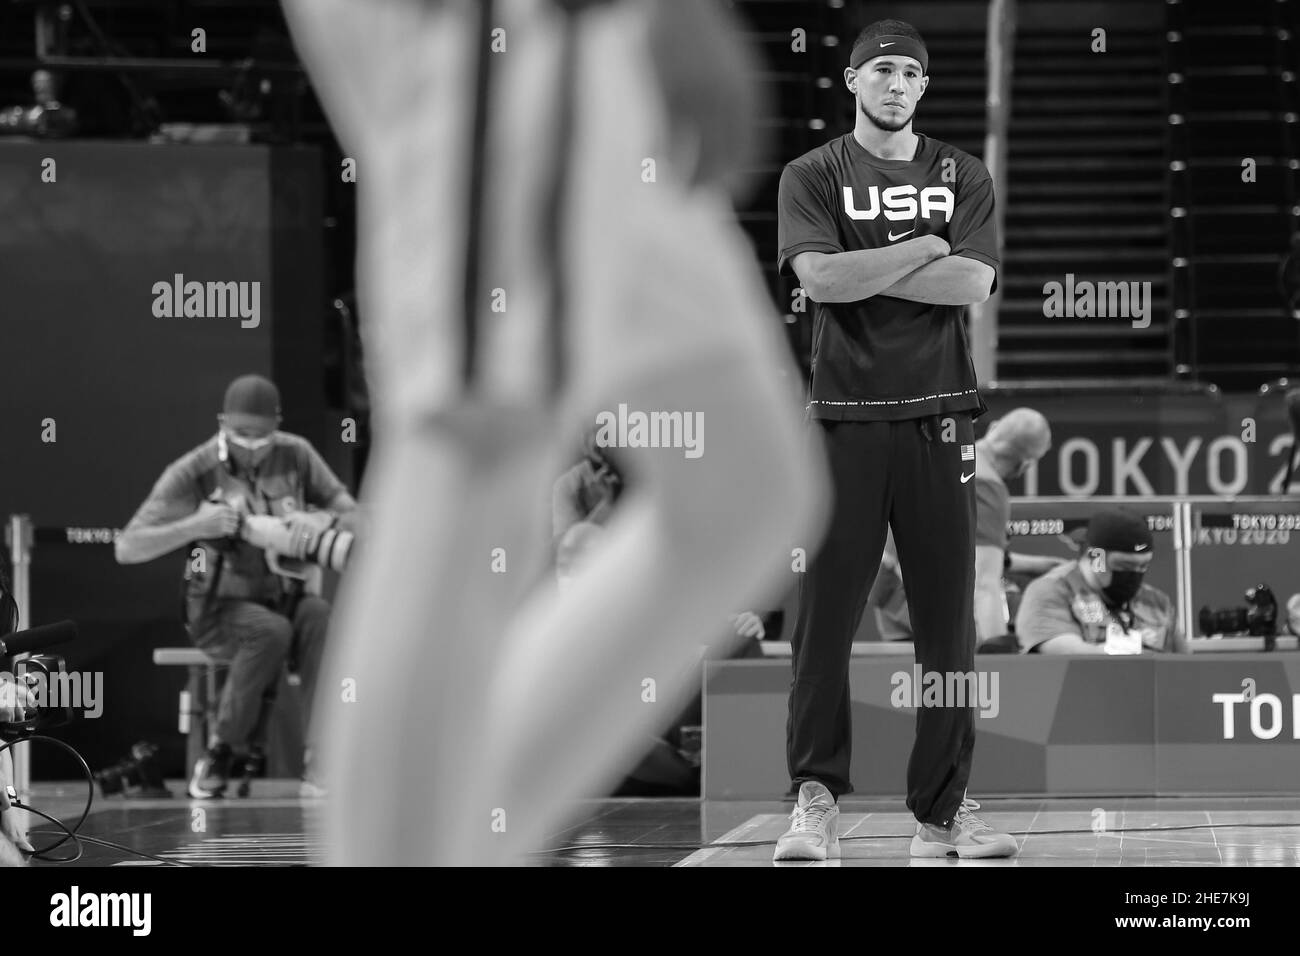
top-left (20, 784), bottom-right (1300, 866)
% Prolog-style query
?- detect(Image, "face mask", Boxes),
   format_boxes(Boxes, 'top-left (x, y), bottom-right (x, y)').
top-left (219, 430), bottom-right (274, 471)
top-left (226, 431), bottom-right (273, 452)
top-left (1102, 570), bottom-right (1144, 607)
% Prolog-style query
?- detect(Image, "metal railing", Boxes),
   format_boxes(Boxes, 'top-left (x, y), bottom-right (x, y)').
top-left (971, 0), bottom-right (1016, 383)
top-left (1164, 0), bottom-right (1195, 378)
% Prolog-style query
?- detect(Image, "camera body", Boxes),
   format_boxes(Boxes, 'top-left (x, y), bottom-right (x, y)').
top-left (1198, 584), bottom-right (1278, 641)
top-left (94, 742), bottom-right (168, 798)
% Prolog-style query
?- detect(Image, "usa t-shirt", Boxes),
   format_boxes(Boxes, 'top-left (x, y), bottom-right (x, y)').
top-left (777, 132), bottom-right (999, 422)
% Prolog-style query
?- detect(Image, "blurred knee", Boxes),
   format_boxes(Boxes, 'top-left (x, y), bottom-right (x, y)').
top-left (579, 355), bottom-right (828, 564)
top-left (659, 415), bottom-right (825, 554)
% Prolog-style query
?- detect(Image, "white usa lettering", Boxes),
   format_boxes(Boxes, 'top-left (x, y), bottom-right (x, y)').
top-left (842, 185), bottom-right (955, 223)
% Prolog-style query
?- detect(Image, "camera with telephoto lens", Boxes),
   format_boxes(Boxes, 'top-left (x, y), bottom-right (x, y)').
top-left (242, 513), bottom-right (355, 580)
top-left (93, 741), bottom-right (169, 798)
top-left (1198, 584), bottom-right (1278, 642)
top-left (206, 491), bottom-right (356, 579)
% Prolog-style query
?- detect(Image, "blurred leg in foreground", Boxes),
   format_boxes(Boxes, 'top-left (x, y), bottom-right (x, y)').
top-left (284, 0), bottom-right (828, 864)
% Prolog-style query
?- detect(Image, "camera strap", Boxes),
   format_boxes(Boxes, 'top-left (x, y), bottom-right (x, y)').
top-left (199, 549), bottom-right (226, 623)
top-left (181, 544), bottom-right (226, 630)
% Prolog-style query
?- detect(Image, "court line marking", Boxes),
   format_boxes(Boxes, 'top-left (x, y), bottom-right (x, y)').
top-left (676, 812), bottom-right (900, 866)
top-left (677, 806), bottom-right (1300, 866)
top-left (674, 813), bottom-right (783, 867)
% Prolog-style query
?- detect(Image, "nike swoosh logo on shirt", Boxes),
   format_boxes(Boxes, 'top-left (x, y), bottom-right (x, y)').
top-left (888, 229), bottom-right (915, 242)
top-left (960, 472), bottom-right (975, 483)
top-left (1134, 543), bottom-right (1149, 551)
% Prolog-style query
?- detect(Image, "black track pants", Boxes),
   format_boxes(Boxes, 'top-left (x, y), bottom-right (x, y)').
top-left (787, 414), bottom-right (977, 826)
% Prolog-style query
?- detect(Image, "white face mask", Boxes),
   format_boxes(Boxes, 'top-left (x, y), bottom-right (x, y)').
top-left (219, 429), bottom-right (275, 470)
top-left (226, 431), bottom-right (274, 452)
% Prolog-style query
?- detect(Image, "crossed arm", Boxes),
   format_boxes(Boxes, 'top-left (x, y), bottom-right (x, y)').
top-left (792, 238), bottom-right (995, 306)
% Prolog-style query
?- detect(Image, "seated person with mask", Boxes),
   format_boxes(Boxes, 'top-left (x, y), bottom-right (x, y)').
top-left (1015, 507), bottom-right (1188, 655)
top-left (116, 374), bottom-right (359, 797)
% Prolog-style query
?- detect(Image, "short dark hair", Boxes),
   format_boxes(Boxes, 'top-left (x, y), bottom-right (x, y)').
top-left (853, 19), bottom-right (925, 49)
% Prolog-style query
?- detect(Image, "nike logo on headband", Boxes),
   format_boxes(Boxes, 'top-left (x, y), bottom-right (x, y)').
top-left (879, 42), bottom-right (895, 47)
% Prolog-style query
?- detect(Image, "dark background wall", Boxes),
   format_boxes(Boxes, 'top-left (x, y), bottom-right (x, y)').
top-left (0, 140), bottom-right (328, 776)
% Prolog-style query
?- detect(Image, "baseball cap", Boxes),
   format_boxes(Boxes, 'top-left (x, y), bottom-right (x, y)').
top-left (223, 374), bottom-right (280, 421)
top-left (1085, 508), bottom-right (1153, 554)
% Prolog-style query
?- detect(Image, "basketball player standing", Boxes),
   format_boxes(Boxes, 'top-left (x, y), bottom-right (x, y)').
top-left (776, 19), bottom-right (1018, 861)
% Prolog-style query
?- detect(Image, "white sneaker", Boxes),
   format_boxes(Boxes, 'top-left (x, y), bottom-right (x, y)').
top-left (187, 744), bottom-right (232, 799)
top-left (910, 794), bottom-right (1018, 859)
top-left (774, 781), bottom-right (840, 861)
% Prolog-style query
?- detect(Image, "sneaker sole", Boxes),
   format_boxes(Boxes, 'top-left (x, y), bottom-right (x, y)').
top-left (909, 835), bottom-right (956, 858)
top-left (773, 838), bottom-right (841, 862)
top-left (955, 839), bottom-right (1018, 859)
top-left (187, 785), bottom-right (227, 800)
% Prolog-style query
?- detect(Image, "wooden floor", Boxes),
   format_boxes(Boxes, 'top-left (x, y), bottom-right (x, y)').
top-left (18, 783), bottom-right (1300, 866)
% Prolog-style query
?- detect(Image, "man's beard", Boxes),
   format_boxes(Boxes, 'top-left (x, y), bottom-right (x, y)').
top-left (860, 99), bottom-right (911, 132)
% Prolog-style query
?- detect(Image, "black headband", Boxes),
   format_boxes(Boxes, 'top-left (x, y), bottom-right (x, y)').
top-left (850, 34), bottom-right (928, 74)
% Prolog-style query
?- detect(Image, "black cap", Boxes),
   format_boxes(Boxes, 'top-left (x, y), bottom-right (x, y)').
top-left (223, 374), bottom-right (280, 419)
top-left (1085, 508), bottom-right (1153, 554)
